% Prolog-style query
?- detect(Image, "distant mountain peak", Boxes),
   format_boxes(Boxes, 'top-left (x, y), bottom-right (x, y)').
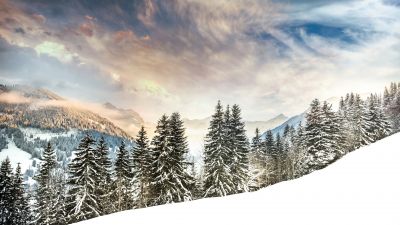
top-left (0, 84), bottom-right (132, 139)
top-left (271, 113), bottom-right (287, 120)
top-left (103, 102), bottom-right (117, 110)
top-left (7, 85), bottom-right (64, 101)
top-left (102, 102), bottom-right (145, 131)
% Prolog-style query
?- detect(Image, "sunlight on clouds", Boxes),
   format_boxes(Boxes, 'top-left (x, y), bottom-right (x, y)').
top-left (1, 0), bottom-right (399, 121)
top-left (112, 73), bottom-right (121, 82)
top-left (140, 79), bottom-right (172, 98)
top-left (34, 41), bottom-right (77, 63)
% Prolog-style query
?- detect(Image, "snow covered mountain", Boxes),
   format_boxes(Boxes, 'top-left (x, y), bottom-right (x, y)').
top-left (0, 84), bottom-right (135, 182)
top-left (245, 113), bottom-right (288, 137)
top-left (74, 132), bottom-right (400, 225)
top-left (266, 112), bottom-right (306, 137)
top-left (0, 84), bottom-right (131, 138)
top-left (102, 102), bottom-right (152, 136)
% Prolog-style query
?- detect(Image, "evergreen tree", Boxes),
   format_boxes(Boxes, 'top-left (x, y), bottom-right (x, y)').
top-left (132, 126), bottom-right (151, 208)
top-left (50, 169), bottom-right (67, 225)
top-left (366, 95), bottom-right (391, 141)
top-left (189, 157), bottom-right (203, 200)
top-left (388, 89), bottom-right (400, 131)
top-left (383, 87), bottom-right (391, 107)
top-left (0, 158), bottom-right (14, 225)
top-left (34, 142), bottom-right (58, 225)
top-left (229, 104), bottom-right (249, 193)
top-left (223, 105), bottom-right (234, 166)
top-left (249, 128), bottom-right (267, 190)
top-left (351, 95), bottom-right (373, 149)
top-left (321, 102), bottom-right (343, 161)
top-left (148, 115), bottom-right (170, 205)
top-left (275, 133), bottom-right (286, 181)
top-left (113, 141), bottom-right (133, 211)
top-left (304, 100), bottom-right (343, 173)
top-left (281, 128), bottom-right (295, 180)
top-left (251, 128), bottom-right (262, 152)
top-left (264, 130), bottom-right (276, 155)
top-left (203, 101), bottom-right (234, 197)
top-left (95, 137), bottom-right (113, 214)
top-left (65, 134), bottom-right (101, 223)
top-left (11, 163), bottom-right (30, 225)
top-left (149, 114), bottom-right (193, 205)
top-left (283, 124), bottom-right (290, 138)
top-left (292, 123), bottom-right (307, 178)
top-left (264, 130), bottom-right (277, 185)
top-left (167, 112), bottom-right (194, 201)
top-left (304, 99), bottom-right (335, 172)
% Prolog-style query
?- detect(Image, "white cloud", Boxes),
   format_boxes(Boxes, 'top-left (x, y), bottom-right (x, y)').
top-left (34, 41), bottom-right (78, 63)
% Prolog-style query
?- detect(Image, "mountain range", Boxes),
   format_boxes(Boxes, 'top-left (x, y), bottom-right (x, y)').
top-left (0, 84), bottom-right (136, 183)
top-left (0, 83), bottom-right (308, 181)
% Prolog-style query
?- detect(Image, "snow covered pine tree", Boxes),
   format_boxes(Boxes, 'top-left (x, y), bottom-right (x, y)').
top-left (65, 134), bottom-right (101, 223)
top-left (132, 126), bottom-right (152, 208)
top-left (149, 113), bottom-right (193, 205)
top-left (204, 101), bottom-right (235, 197)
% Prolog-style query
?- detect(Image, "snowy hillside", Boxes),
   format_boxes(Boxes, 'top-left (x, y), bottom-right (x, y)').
top-left (75, 133), bottom-right (400, 225)
top-left (0, 138), bottom-right (37, 174)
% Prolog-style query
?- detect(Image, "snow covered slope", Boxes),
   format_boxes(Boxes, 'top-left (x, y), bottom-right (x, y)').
top-left (75, 133), bottom-right (400, 225)
top-left (0, 138), bottom-right (36, 173)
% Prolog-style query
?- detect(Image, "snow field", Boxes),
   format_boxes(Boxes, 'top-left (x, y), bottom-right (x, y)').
top-left (75, 133), bottom-right (400, 225)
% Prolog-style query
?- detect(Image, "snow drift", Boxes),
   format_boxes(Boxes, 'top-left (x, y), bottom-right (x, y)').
top-left (75, 133), bottom-right (400, 225)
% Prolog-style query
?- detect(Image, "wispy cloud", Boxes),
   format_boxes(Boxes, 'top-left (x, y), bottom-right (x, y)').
top-left (0, 0), bottom-right (399, 121)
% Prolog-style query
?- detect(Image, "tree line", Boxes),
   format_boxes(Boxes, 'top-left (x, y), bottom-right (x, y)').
top-left (1, 82), bottom-right (399, 224)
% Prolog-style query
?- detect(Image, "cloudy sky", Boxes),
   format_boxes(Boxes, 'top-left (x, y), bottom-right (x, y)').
top-left (0, 0), bottom-right (399, 122)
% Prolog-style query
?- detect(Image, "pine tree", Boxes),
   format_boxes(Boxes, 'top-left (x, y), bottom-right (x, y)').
top-left (65, 134), bottom-right (101, 223)
top-left (11, 163), bottom-right (30, 225)
top-left (249, 128), bottom-right (267, 190)
top-left (148, 115), bottom-right (169, 205)
top-left (264, 130), bottom-right (277, 185)
top-left (351, 95), bottom-right (373, 149)
top-left (34, 142), bottom-right (58, 225)
top-left (94, 137), bottom-right (113, 215)
top-left (292, 122), bottom-right (307, 178)
top-left (304, 100), bottom-right (343, 173)
top-left (113, 141), bottom-right (133, 211)
top-left (50, 169), bottom-right (67, 225)
top-left (283, 124), bottom-right (290, 137)
top-left (132, 126), bottom-right (151, 208)
top-left (281, 129), bottom-right (294, 180)
top-left (390, 82), bottom-right (398, 100)
top-left (189, 157), bottom-right (203, 200)
top-left (203, 101), bottom-right (235, 197)
top-left (167, 112), bottom-right (194, 201)
top-left (149, 114), bottom-right (193, 205)
top-left (229, 104), bottom-right (250, 193)
top-left (223, 105), bottom-right (234, 166)
top-left (275, 133), bottom-right (286, 181)
top-left (321, 101), bottom-right (343, 161)
top-left (366, 95), bottom-right (391, 141)
top-left (388, 89), bottom-right (400, 131)
top-left (338, 97), bottom-right (352, 154)
top-left (0, 158), bottom-right (14, 225)
top-left (304, 99), bottom-right (330, 172)
top-left (384, 87), bottom-right (391, 107)
top-left (251, 128), bottom-right (262, 152)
